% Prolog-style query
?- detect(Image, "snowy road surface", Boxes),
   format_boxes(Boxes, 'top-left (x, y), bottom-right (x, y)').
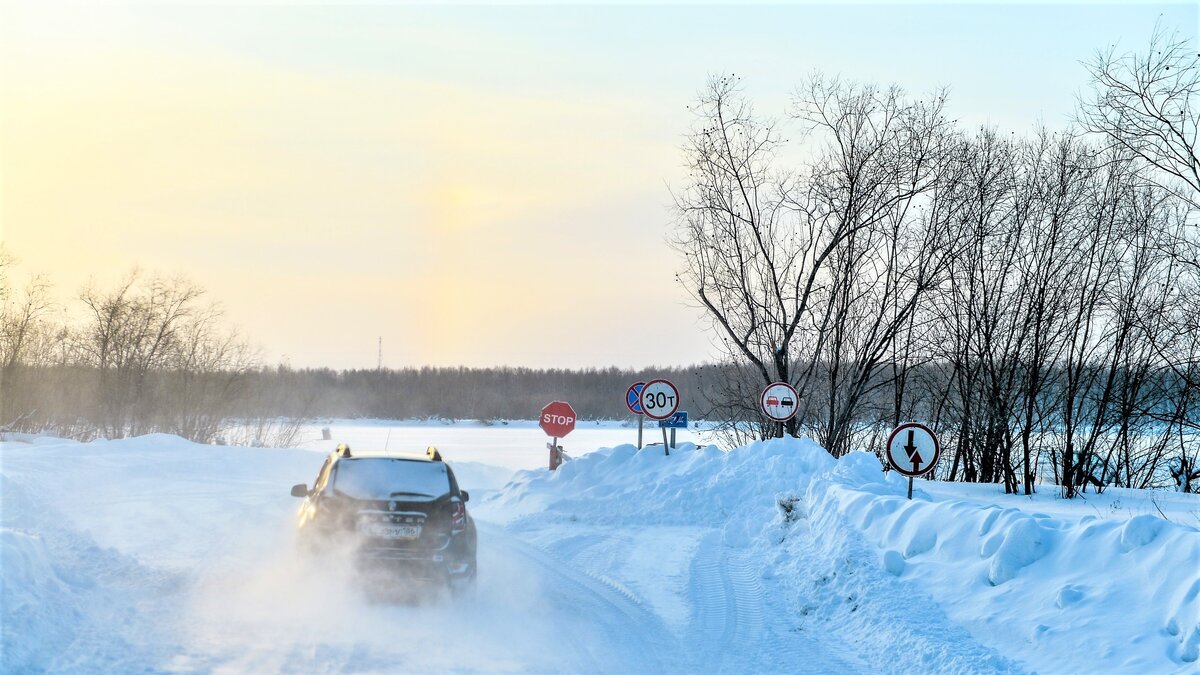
top-left (3, 428), bottom-right (1198, 673)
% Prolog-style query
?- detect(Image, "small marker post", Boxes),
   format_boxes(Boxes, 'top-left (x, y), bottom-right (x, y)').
top-left (626, 381), bottom-right (647, 449)
top-left (904, 430), bottom-right (922, 499)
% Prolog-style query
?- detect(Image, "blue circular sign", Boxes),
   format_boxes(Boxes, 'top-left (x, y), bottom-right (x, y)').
top-left (626, 382), bottom-right (645, 415)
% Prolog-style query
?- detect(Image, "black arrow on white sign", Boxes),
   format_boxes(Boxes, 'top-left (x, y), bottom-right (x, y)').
top-left (904, 429), bottom-right (922, 469)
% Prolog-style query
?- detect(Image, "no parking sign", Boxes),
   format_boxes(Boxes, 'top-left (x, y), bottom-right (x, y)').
top-left (626, 382), bottom-right (645, 415)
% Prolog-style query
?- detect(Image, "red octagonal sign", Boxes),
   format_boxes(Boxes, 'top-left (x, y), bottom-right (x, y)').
top-left (539, 401), bottom-right (577, 438)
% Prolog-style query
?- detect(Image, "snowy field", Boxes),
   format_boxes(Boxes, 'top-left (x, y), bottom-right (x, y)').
top-left (3, 422), bottom-right (1198, 674)
top-left (289, 418), bottom-right (714, 481)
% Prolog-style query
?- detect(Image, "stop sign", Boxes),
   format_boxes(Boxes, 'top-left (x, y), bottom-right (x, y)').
top-left (539, 401), bottom-right (577, 438)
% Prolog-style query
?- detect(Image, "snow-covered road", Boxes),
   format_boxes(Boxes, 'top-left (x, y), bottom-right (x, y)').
top-left (3, 429), bottom-right (1198, 673)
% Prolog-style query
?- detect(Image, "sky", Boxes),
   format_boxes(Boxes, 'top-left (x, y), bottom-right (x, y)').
top-left (2, 1), bottom-right (1197, 370)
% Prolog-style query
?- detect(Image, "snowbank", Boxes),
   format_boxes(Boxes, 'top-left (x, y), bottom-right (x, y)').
top-left (483, 438), bottom-right (1200, 673)
top-left (1, 473), bottom-right (182, 672)
top-left (811, 458), bottom-right (1200, 671)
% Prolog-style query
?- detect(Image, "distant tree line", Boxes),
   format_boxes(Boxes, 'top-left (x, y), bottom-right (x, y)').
top-left (230, 364), bottom-right (712, 421)
top-left (673, 27), bottom-right (1200, 496)
top-left (0, 264), bottom-right (719, 441)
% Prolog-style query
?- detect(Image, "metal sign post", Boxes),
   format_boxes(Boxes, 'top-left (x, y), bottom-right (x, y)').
top-left (540, 401), bottom-right (577, 471)
top-left (658, 411), bottom-right (688, 450)
top-left (626, 382), bottom-right (646, 449)
top-left (640, 379), bottom-right (680, 457)
top-left (885, 422), bottom-right (941, 500)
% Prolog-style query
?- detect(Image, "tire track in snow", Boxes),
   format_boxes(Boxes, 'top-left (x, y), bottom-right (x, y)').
top-left (551, 530), bottom-right (647, 610)
top-left (686, 531), bottom-right (768, 672)
top-left (481, 524), bottom-right (680, 673)
top-left (687, 531), bottom-right (733, 656)
top-left (685, 530), bottom-right (866, 673)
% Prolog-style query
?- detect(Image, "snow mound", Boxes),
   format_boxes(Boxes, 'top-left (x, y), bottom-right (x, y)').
top-left (486, 436), bottom-right (1200, 674)
top-left (1, 475), bottom-right (181, 672)
top-left (482, 438), bottom-right (1022, 673)
top-left (1, 527), bottom-right (81, 670)
top-left (809, 454), bottom-right (1200, 673)
top-left (484, 438), bottom-right (832, 527)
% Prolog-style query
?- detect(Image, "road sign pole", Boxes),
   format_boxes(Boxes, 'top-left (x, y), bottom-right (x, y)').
top-left (627, 381), bottom-right (647, 450)
top-left (908, 457), bottom-right (919, 499)
top-left (670, 427), bottom-right (676, 448)
top-left (662, 426), bottom-right (669, 456)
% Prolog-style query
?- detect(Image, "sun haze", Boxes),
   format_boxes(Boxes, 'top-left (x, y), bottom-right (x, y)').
top-left (2, 2), bottom-right (1193, 369)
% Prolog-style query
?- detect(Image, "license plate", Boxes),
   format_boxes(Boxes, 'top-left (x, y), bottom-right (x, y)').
top-left (360, 522), bottom-right (421, 539)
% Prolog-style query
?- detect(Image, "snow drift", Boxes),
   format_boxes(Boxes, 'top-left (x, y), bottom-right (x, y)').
top-left (482, 437), bottom-right (1200, 674)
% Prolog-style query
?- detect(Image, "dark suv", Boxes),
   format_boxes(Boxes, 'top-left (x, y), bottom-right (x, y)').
top-left (290, 444), bottom-right (477, 590)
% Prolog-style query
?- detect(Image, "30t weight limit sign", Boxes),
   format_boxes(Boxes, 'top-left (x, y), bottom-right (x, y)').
top-left (639, 379), bottom-right (680, 421)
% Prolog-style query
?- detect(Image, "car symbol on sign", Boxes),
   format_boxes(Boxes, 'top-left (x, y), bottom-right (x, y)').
top-left (767, 396), bottom-right (780, 406)
top-left (781, 398), bottom-right (794, 407)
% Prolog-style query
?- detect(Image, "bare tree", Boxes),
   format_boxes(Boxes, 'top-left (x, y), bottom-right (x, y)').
top-left (76, 271), bottom-right (265, 441)
top-left (786, 77), bottom-right (960, 456)
top-left (673, 74), bottom-right (961, 455)
top-left (160, 304), bottom-right (258, 443)
top-left (1079, 25), bottom-right (1200, 206)
top-left (671, 74), bottom-right (804, 441)
top-left (0, 249), bottom-right (58, 431)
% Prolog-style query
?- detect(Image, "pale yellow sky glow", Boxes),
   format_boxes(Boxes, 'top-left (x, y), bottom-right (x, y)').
top-left (3, 2), bottom-right (1193, 368)
top-left (2, 3), bottom-right (711, 368)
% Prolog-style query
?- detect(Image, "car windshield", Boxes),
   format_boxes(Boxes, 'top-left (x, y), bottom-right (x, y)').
top-left (331, 458), bottom-right (450, 501)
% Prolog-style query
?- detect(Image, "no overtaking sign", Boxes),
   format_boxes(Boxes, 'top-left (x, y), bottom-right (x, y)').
top-left (760, 382), bottom-right (799, 422)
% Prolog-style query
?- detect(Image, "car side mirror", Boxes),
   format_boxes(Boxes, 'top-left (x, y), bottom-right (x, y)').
top-left (460, 490), bottom-right (470, 503)
top-left (290, 483), bottom-right (309, 497)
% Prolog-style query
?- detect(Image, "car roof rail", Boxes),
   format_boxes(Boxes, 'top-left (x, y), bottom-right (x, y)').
top-left (336, 443), bottom-right (352, 457)
top-left (426, 446), bottom-right (442, 461)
